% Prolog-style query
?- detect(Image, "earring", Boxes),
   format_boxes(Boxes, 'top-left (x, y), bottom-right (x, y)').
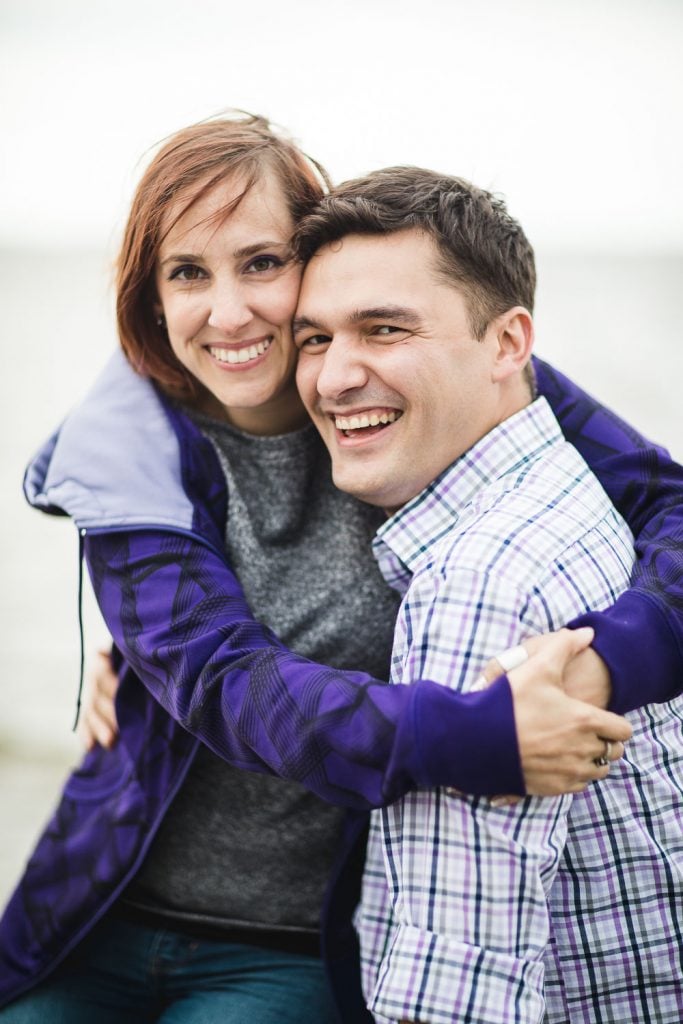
top-left (156, 314), bottom-right (166, 328)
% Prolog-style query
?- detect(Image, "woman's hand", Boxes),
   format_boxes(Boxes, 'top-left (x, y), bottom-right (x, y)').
top-left (561, 641), bottom-right (612, 708)
top-left (476, 628), bottom-right (632, 799)
top-left (76, 647), bottom-right (121, 751)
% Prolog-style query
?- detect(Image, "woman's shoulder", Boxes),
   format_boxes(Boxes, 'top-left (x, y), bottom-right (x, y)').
top-left (24, 350), bottom-right (199, 532)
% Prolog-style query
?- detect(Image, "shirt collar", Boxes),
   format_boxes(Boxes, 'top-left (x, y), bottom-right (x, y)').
top-left (373, 397), bottom-right (563, 586)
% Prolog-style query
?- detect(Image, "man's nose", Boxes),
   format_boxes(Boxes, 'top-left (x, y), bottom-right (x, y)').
top-left (208, 280), bottom-right (252, 334)
top-left (315, 338), bottom-right (369, 399)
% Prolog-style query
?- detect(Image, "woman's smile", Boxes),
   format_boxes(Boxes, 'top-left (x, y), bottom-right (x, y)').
top-left (206, 336), bottom-right (273, 367)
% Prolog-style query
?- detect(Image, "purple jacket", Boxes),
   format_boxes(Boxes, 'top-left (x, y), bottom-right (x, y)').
top-left (2, 351), bottom-right (682, 1019)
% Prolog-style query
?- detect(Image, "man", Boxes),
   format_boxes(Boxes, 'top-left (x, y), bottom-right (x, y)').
top-left (292, 168), bottom-right (683, 1023)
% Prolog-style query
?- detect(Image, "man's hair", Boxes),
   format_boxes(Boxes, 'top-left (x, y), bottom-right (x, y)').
top-left (292, 166), bottom-right (536, 341)
top-left (117, 111), bottom-right (329, 400)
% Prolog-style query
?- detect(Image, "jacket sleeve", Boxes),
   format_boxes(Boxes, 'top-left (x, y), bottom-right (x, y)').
top-left (84, 529), bottom-right (524, 809)
top-left (534, 356), bottom-right (683, 712)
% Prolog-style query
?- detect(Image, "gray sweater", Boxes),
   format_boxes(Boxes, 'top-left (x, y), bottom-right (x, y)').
top-left (123, 418), bottom-right (399, 942)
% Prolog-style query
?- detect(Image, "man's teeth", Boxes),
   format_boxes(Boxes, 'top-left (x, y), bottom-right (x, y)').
top-left (209, 339), bottom-right (271, 364)
top-left (334, 411), bottom-right (400, 430)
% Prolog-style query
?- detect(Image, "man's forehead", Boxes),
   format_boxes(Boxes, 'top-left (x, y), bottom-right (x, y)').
top-left (303, 227), bottom-right (436, 269)
top-left (296, 230), bottom-right (448, 320)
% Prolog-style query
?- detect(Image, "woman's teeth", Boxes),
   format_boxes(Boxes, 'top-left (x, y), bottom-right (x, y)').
top-left (334, 410), bottom-right (400, 431)
top-left (209, 339), bottom-right (271, 365)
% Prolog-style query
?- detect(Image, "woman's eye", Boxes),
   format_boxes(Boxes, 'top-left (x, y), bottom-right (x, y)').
top-left (245, 256), bottom-right (283, 274)
top-left (169, 264), bottom-right (205, 282)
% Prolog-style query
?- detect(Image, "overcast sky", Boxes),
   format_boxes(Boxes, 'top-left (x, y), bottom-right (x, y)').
top-left (1, 0), bottom-right (681, 251)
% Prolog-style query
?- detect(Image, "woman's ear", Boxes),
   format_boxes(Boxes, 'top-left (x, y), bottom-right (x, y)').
top-left (491, 307), bottom-right (534, 383)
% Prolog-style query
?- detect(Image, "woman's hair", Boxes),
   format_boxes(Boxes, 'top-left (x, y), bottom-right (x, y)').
top-left (117, 112), bottom-right (330, 399)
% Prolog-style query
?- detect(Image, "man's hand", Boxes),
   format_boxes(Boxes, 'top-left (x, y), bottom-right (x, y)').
top-left (562, 642), bottom-right (611, 708)
top-left (478, 628), bottom-right (632, 797)
top-left (76, 647), bottom-right (121, 751)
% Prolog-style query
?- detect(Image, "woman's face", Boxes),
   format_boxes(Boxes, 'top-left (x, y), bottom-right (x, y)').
top-left (155, 173), bottom-right (307, 435)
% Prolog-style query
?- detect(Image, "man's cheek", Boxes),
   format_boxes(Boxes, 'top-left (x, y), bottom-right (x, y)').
top-left (295, 358), bottom-right (317, 410)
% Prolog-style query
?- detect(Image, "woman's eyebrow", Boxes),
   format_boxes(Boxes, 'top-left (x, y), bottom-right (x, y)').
top-left (159, 240), bottom-right (291, 269)
top-left (158, 252), bottom-right (203, 268)
top-left (232, 240), bottom-right (290, 259)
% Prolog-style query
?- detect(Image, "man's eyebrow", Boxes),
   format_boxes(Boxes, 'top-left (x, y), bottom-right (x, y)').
top-left (349, 305), bottom-right (422, 326)
top-left (292, 306), bottom-right (422, 335)
top-left (292, 315), bottom-right (325, 334)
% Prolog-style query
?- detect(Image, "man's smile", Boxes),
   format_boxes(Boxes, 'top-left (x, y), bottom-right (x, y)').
top-left (333, 408), bottom-right (403, 437)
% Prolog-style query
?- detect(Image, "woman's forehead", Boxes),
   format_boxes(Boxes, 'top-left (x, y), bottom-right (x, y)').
top-left (159, 171), bottom-right (293, 248)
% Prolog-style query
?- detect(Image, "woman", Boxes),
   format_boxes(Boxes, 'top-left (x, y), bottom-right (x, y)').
top-left (1, 113), bottom-right (681, 1021)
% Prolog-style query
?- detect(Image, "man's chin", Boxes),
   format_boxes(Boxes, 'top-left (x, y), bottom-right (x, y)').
top-left (330, 468), bottom-right (387, 508)
top-left (330, 468), bottom-right (409, 513)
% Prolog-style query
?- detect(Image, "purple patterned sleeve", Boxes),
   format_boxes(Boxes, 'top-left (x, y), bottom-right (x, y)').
top-left (535, 356), bottom-right (683, 711)
top-left (84, 529), bottom-right (523, 809)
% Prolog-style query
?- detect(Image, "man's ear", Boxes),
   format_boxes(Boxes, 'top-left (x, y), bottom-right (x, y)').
top-left (491, 307), bottom-right (534, 383)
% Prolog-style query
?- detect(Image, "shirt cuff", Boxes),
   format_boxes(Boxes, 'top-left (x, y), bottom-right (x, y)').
top-left (568, 589), bottom-right (683, 713)
top-left (410, 673), bottom-right (525, 796)
top-left (370, 922), bottom-right (545, 1024)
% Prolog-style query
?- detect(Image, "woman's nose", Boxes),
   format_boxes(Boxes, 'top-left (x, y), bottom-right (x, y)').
top-left (208, 281), bottom-right (253, 333)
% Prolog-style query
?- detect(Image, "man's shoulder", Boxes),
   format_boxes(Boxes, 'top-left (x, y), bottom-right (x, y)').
top-left (425, 438), bottom-right (630, 587)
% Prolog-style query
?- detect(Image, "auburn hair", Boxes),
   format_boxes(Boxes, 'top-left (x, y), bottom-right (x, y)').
top-left (116, 112), bottom-right (329, 399)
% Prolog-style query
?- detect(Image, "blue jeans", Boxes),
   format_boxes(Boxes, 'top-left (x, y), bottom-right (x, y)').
top-left (0, 916), bottom-right (340, 1023)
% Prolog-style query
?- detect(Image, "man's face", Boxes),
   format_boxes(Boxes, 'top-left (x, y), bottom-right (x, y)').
top-left (294, 229), bottom-right (508, 512)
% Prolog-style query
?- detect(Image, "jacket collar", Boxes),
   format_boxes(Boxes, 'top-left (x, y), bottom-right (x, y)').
top-left (23, 349), bottom-right (225, 545)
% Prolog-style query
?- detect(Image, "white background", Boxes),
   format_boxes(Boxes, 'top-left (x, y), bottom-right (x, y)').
top-left (2, 0), bottom-right (682, 251)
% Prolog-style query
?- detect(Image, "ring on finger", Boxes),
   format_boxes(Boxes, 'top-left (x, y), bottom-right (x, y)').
top-left (594, 738), bottom-right (612, 768)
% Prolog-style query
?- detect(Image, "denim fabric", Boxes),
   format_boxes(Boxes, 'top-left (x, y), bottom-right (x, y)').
top-left (0, 917), bottom-right (339, 1024)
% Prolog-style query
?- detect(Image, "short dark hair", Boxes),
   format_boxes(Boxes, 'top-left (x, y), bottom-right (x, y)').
top-left (292, 166), bottom-right (536, 340)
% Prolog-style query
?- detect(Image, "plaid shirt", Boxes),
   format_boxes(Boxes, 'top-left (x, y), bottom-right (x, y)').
top-left (358, 398), bottom-right (683, 1023)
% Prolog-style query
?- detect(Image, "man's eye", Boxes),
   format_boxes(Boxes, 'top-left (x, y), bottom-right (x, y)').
top-left (168, 264), bottom-right (205, 282)
top-left (298, 334), bottom-right (330, 350)
top-left (245, 256), bottom-right (283, 274)
top-left (375, 325), bottom-right (402, 336)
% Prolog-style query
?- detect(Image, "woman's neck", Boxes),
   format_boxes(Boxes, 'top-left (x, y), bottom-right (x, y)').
top-left (194, 383), bottom-right (311, 437)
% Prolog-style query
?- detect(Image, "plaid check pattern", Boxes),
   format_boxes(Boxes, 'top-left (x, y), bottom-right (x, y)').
top-left (357, 398), bottom-right (683, 1023)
